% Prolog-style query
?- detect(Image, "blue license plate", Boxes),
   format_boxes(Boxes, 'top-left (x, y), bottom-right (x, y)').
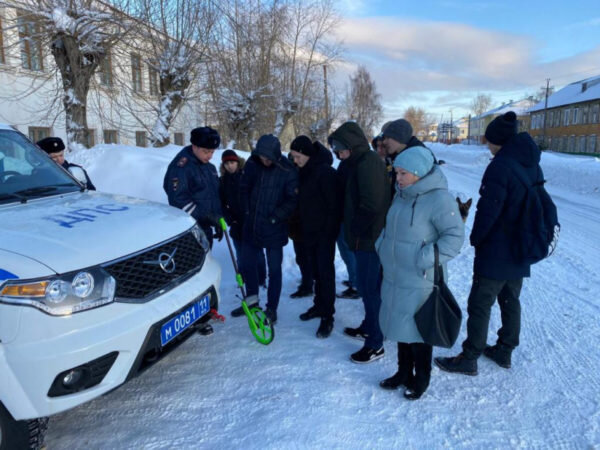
top-left (160, 294), bottom-right (211, 346)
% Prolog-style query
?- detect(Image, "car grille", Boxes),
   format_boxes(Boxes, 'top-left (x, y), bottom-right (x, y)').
top-left (104, 231), bottom-right (206, 301)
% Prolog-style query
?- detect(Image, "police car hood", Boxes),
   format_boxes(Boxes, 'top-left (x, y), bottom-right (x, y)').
top-left (0, 191), bottom-right (196, 274)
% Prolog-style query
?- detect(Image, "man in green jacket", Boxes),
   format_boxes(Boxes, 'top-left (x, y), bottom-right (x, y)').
top-left (328, 121), bottom-right (391, 363)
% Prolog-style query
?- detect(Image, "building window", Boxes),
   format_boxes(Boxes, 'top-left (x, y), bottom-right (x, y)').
top-left (592, 104), bottom-right (599, 124)
top-left (131, 54), bottom-right (143, 93)
top-left (553, 109), bottom-right (560, 127)
top-left (587, 135), bottom-right (596, 154)
top-left (103, 129), bottom-right (118, 144)
top-left (582, 105), bottom-right (589, 124)
top-left (17, 12), bottom-right (44, 71)
top-left (572, 108), bottom-right (579, 125)
top-left (547, 111), bottom-right (553, 128)
top-left (98, 52), bottom-right (113, 86)
top-left (29, 126), bottom-right (50, 143)
top-left (135, 131), bottom-right (147, 147)
top-left (148, 66), bottom-right (159, 96)
top-left (84, 129), bottom-right (95, 148)
top-left (564, 109), bottom-right (570, 126)
top-left (568, 135), bottom-right (575, 152)
top-left (174, 132), bottom-right (184, 146)
top-left (577, 136), bottom-right (586, 153)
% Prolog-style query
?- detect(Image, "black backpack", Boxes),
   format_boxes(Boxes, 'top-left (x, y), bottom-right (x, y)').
top-left (505, 163), bottom-right (560, 264)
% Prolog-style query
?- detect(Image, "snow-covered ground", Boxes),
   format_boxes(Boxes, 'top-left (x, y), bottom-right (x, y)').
top-left (46, 142), bottom-right (600, 449)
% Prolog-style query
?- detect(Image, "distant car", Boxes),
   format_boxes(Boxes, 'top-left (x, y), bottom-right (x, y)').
top-left (461, 138), bottom-right (480, 145)
top-left (0, 125), bottom-right (221, 449)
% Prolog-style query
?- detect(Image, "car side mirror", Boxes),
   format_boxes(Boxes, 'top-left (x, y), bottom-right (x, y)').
top-left (68, 166), bottom-right (88, 186)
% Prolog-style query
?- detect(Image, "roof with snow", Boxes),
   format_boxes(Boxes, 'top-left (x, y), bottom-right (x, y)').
top-left (473, 98), bottom-right (537, 120)
top-left (529, 75), bottom-right (600, 112)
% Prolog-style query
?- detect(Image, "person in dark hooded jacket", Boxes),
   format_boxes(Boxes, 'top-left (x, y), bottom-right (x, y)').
top-left (435, 111), bottom-right (543, 375)
top-left (328, 121), bottom-right (390, 364)
top-left (230, 134), bottom-right (298, 324)
top-left (219, 149), bottom-right (266, 286)
top-left (290, 136), bottom-right (340, 338)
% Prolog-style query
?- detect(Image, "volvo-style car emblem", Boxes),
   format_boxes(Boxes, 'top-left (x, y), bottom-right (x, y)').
top-left (144, 248), bottom-right (177, 273)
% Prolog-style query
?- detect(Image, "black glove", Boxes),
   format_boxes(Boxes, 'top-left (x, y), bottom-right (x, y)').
top-left (214, 225), bottom-right (223, 242)
top-left (207, 214), bottom-right (221, 228)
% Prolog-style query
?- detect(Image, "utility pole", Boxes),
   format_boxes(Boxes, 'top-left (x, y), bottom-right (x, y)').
top-left (449, 109), bottom-right (453, 144)
top-left (467, 114), bottom-right (471, 144)
top-left (323, 65), bottom-right (329, 140)
top-left (541, 78), bottom-right (551, 149)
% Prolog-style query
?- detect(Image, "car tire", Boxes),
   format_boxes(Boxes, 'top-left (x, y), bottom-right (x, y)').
top-left (0, 402), bottom-right (48, 450)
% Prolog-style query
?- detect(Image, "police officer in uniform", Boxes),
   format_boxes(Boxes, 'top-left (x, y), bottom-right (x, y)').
top-left (163, 126), bottom-right (223, 248)
top-left (37, 137), bottom-right (96, 190)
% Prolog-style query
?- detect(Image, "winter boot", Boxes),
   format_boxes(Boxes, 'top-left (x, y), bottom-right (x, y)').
top-left (264, 307), bottom-right (277, 325)
top-left (380, 343), bottom-right (414, 390)
top-left (434, 353), bottom-right (478, 376)
top-left (231, 295), bottom-right (259, 318)
top-left (316, 317), bottom-right (334, 338)
top-left (404, 343), bottom-right (432, 400)
top-left (299, 306), bottom-right (321, 321)
top-left (290, 284), bottom-right (313, 298)
top-left (336, 287), bottom-right (361, 299)
top-left (483, 344), bottom-right (512, 369)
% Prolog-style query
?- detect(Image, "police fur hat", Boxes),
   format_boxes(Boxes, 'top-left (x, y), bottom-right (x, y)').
top-left (485, 111), bottom-right (518, 146)
top-left (37, 137), bottom-right (65, 154)
top-left (190, 127), bottom-right (220, 149)
top-left (290, 135), bottom-right (317, 157)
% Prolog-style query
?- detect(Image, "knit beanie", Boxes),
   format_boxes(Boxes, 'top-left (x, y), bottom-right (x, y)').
top-left (393, 146), bottom-right (434, 177)
top-left (190, 126), bottom-right (220, 149)
top-left (290, 135), bottom-right (317, 157)
top-left (485, 111), bottom-right (518, 145)
top-left (382, 119), bottom-right (413, 145)
top-left (221, 149), bottom-right (239, 163)
top-left (37, 137), bottom-right (65, 154)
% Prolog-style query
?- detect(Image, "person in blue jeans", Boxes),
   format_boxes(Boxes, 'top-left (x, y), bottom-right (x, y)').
top-left (336, 228), bottom-right (359, 299)
top-left (328, 122), bottom-right (391, 364)
top-left (230, 135), bottom-right (298, 324)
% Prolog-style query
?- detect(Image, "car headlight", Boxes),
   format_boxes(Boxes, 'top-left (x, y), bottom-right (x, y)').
top-left (190, 224), bottom-right (210, 251)
top-left (0, 267), bottom-right (116, 316)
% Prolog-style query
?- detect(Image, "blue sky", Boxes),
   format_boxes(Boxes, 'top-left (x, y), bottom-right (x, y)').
top-left (332, 0), bottom-right (600, 122)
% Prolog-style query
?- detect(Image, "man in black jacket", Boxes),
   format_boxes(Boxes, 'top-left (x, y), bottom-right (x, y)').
top-left (37, 137), bottom-right (96, 190)
top-left (163, 127), bottom-right (222, 248)
top-left (290, 135), bottom-right (340, 338)
top-left (328, 122), bottom-right (390, 363)
top-left (435, 111), bottom-right (542, 375)
top-left (231, 134), bottom-right (298, 324)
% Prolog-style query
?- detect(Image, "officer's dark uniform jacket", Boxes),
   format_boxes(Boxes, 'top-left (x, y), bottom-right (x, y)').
top-left (63, 160), bottom-right (96, 191)
top-left (163, 145), bottom-right (222, 228)
top-left (240, 136), bottom-right (298, 248)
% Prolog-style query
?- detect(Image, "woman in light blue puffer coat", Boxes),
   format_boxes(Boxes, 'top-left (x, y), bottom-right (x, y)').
top-left (376, 146), bottom-right (464, 400)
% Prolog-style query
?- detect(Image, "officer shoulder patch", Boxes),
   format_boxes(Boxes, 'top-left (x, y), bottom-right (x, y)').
top-left (177, 157), bottom-right (188, 167)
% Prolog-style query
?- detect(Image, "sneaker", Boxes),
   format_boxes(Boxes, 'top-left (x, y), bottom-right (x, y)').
top-left (316, 318), bottom-right (334, 338)
top-left (299, 307), bottom-right (321, 321)
top-left (264, 308), bottom-right (277, 325)
top-left (342, 280), bottom-right (352, 287)
top-left (336, 287), bottom-right (361, 299)
top-left (343, 326), bottom-right (368, 341)
top-left (290, 285), bottom-right (313, 298)
top-left (403, 387), bottom-right (424, 401)
top-left (350, 346), bottom-right (385, 364)
top-left (483, 345), bottom-right (511, 369)
top-left (231, 295), bottom-right (259, 318)
top-left (434, 353), bottom-right (478, 376)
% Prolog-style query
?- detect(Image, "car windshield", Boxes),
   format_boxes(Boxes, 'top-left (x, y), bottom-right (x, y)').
top-left (0, 129), bottom-right (81, 204)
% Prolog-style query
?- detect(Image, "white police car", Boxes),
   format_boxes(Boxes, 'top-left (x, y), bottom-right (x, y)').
top-left (0, 124), bottom-right (221, 449)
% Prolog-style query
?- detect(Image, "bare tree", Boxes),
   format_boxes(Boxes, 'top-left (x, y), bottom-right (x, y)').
top-left (112, 0), bottom-right (217, 147)
top-left (403, 106), bottom-right (428, 138)
top-left (5, 0), bottom-right (131, 147)
top-left (348, 65), bottom-right (382, 137)
top-left (470, 93), bottom-right (492, 117)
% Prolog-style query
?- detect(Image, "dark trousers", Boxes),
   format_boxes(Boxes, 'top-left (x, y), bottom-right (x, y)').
top-left (355, 250), bottom-right (384, 349)
top-left (336, 228), bottom-right (356, 287)
top-left (292, 239), bottom-right (313, 289)
top-left (307, 237), bottom-right (336, 319)
top-left (240, 242), bottom-right (283, 311)
top-left (462, 275), bottom-right (523, 360)
top-left (233, 238), bottom-right (266, 285)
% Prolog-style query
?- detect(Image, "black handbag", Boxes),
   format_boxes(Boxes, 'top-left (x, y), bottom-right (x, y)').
top-left (414, 244), bottom-right (462, 348)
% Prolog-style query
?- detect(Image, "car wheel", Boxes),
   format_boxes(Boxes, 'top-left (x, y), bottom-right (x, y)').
top-left (0, 403), bottom-right (48, 450)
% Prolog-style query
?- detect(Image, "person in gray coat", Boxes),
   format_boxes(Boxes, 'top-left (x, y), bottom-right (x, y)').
top-left (376, 146), bottom-right (464, 400)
